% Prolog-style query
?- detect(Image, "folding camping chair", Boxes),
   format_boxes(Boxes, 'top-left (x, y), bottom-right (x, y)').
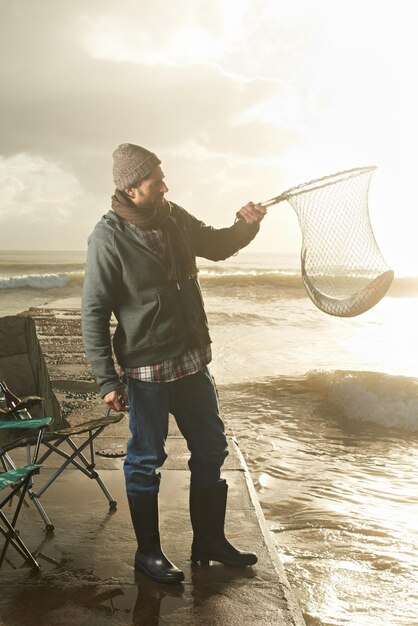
top-left (0, 315), bottom-right (124, 532)
top-left (0, 410), bottom-right (52, 569)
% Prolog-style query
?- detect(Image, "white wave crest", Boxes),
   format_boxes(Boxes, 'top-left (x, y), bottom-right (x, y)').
top-left (0, 271), bottom-right (84, 289)
top-left (307, 370), bottom-right (418, 431)
top-left (199, 268), bottom-right (298, 277)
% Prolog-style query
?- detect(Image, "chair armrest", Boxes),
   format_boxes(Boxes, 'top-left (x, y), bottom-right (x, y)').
top-left (16, 396), bottom-right (44, 409)
top-left (0, 464), bottom-right (41, 490)
top-left (0, 417), bottom-right (52, 430)
top-left (0, 396), bottom-right (44, 416)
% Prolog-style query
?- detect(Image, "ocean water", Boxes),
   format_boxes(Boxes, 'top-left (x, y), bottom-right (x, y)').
top-left (1, 250), bottom-right (418, 625)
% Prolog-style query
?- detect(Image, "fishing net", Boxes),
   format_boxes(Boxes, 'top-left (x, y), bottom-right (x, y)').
top-left (261, 166), bottom-right (394, 317)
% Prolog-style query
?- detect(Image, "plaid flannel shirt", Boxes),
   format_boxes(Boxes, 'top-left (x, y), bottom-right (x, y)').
top-left (122, 222), bottom-right (212, 383)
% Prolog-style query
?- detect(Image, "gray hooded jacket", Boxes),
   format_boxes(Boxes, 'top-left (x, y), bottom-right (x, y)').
top-left (81, 203), bottom-right (259, 396)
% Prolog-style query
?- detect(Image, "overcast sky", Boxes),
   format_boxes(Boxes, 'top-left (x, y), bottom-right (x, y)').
top-left (1, 0), bottom-right (417, 272)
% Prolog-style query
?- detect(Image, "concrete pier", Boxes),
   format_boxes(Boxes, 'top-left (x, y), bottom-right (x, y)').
top-left (0, 309), bottom-right (305, 625)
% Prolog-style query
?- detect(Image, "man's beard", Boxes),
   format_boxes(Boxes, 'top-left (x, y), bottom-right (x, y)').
top-left (138, 193), bottom-right (167, 211)
top-left (149, 196), bottom-right (167, 210)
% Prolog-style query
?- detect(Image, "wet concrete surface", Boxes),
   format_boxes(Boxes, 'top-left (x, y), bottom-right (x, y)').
top-left (0, 308), bottom-right (305, 625)
top-left (1, 431), bottom-right (305, 625)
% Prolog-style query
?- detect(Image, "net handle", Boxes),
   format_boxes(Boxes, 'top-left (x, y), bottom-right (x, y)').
top-left (259, 165), bottom-right (377, 208)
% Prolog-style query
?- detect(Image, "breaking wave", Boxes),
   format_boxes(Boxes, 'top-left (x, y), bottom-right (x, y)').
top-left (0, 266), bottom-right (416, 298)
top-left (0, 271), bottom-right (85, 290)
top-left (225, 370), bottom-right (418, 432)
top-left (307, 370), bottom-right (418, 431)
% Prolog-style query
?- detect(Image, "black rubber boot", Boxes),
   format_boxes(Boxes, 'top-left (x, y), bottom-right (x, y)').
top-left (190, 481), bottom-right (258, 567)
top-left (128, 494), bottom-right (184, 584)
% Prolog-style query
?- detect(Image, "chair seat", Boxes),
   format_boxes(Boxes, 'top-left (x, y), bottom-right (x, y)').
top-left (1, 414), bottom-right (124, 448)
top-left (46, 412), bottom-right (125, 438)
top-left (0, 464), bottom-right (41, 490)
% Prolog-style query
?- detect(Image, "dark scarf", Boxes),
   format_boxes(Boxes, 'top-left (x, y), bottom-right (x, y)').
top-left (111, 189), bottom-right (198, 281)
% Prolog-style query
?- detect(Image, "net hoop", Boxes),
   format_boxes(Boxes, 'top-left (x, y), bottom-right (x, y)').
top-left (261, 166), bottom-right (377, 208)
top-left (258, 164), bottom-right (394, 317)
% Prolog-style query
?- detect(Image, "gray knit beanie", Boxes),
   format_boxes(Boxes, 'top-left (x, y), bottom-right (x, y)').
top-left (112, 143), bottom-right (161, 190)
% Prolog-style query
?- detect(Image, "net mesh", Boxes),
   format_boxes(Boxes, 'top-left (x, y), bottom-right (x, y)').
top-left (277, 167), bottom-right (393, 317)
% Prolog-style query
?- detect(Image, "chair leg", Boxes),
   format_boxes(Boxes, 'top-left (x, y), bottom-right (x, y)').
top-left (35, 435), bottom-right (118, 512)
top-left (90, 472), bottom-right (118, 510)
top-left (6, 432), bottom-right (119, 533)
top-left (0, 514), bottom-right (40, 570)
top-left (66, 434), bottom-right (118, 509)
top-left (29, 492), bottom-right (55, 532)
top-left (0, 479), bottom-right (41, 570)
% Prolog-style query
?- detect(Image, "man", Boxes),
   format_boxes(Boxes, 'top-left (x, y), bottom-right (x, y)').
top-left (82, 143), bottom-right (266, 584)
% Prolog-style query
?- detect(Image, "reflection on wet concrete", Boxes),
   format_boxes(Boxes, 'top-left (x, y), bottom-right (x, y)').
top-left (1, 561), bottom-right (280, 625)
top-left (0, 565), bottom-right (262, 626)
top-left (0, 439), bottom-right (304, 625)
top-left (2, 572), bottom-right (185, 625)
top-left (132, 575), bottom-right (186, 625)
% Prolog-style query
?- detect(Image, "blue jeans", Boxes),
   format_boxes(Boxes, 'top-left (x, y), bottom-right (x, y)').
top-left (124, 367), bottom-right (229, 497)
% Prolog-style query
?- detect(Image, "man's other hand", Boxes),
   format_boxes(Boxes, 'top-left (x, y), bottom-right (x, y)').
top-left (104, 388), bottom-right (129, 412)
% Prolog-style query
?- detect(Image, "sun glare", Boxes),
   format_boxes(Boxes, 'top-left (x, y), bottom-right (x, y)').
top-left (55, 2), bottom-right (418, 264)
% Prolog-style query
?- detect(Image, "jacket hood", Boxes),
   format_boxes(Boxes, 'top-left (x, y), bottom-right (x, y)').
top-left (100, 209), bottom-right (126, 233)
